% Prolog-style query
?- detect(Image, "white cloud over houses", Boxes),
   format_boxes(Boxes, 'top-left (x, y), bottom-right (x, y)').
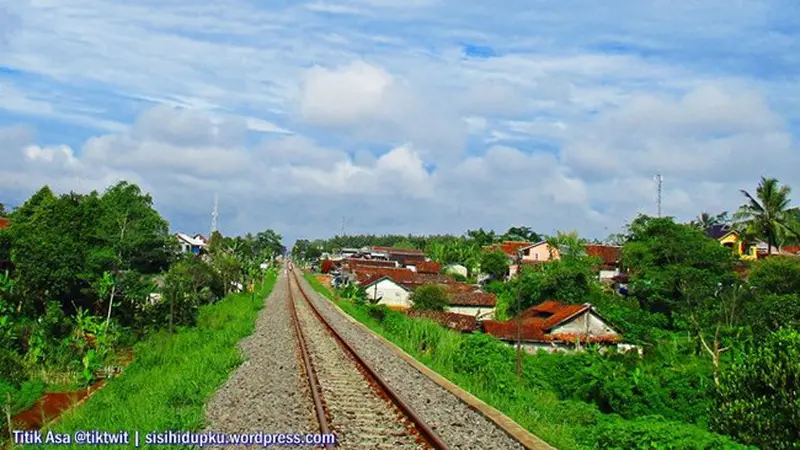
top-left (0, 0), bottom-right (799, 245)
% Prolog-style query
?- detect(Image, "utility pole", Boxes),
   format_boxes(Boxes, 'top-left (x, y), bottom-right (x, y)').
top-left (515, 249), bottom-right (523, 380)
top-left (655, 173), bottom-right (663, 218)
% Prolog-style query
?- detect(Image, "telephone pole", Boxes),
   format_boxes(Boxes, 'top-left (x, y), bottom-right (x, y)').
top-left (515, 250), bottom-right (523, 380)
top-left (655, 173), bottom-right (663, 218)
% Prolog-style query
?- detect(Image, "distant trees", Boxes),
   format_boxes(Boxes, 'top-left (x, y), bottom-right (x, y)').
top-left (621, 215), bottom-right (734, 324)
top-left (735, 177), bottom-right (800, 253)
top-left (480, 249), bottom-right (509, 280)
top-left (689, 212), bottom-right (729, 229)
top-left (410, 285), bottom-right (449, 312)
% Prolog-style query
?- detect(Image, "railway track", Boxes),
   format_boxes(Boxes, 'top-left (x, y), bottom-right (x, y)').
top-left (287, 264), bottom-right (449, 450)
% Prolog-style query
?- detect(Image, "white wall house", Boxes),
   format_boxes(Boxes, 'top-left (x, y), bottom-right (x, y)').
top-left (362, 277), bottom-right (412, 310)
top-left (447, 305), bottom-right (495, 320)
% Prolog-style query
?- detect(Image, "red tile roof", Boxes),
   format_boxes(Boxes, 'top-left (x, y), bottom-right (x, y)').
top-left (782, 245), bottom-right (800, 255)
top-left (407, 310), bottom-right (478, 332)
top-left (355, 267), bottom-right (418, 285)
top-left (372, 246), bottom-right (425, 256)
top-left (435, 282), bottom-right (497, 307)
top-left (483, 241), bottom-right (534, 257)
top-left (411, 261), bottom-right (441, 274)
top-left (482, 301), bottom-right (620, 344)
top-left (584, 244), bottom-right (622, 269)
top-left (0, 218), bottom-right (10, 230)
top-left (320, 260), bottom-right (335, 274)
top-left (347, 258), bottom-right (398, 269)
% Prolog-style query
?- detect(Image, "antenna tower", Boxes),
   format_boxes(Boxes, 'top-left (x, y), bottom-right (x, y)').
top-left (655, 173), bottom-right (663, 217)
top-left (340, 216), bottom-right (345, 236)
top-left (211, 193), bottom-right (219, 235)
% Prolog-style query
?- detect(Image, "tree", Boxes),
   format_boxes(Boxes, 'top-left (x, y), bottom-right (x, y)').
top-left (502, 226), bottom-right (541, 243)
top-left (735, 177), bottom-right (800, 254)
top-left (508, 256), bottom-right (600, 316)
top-left (711, 329), bottom-right (800, 448)
top-left (410, 285), bottom-right (449, 311)
top-left (748, 255), bottom-right (800, 296)
top-left (547, 230), bottom-right (586, 259)
top-left (481, 249), bottom-right (509, 280)
top-left (0, 202), bottom-right (7, 216)
top-left (689, 211), bottom-right (729, 230)
top-left (466, 228), bottom-right (498, 247)
top-left (621, 215), bottom-right (734, 324)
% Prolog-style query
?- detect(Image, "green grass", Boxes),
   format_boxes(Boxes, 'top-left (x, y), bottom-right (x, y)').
top-left (303, 272), bottom-right (749, 450)
top-left (25, 270), bottom-right (278, 449)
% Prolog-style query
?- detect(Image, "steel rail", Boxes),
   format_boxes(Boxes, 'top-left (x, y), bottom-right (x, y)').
top-left (288, 267), bottom-right (451, 450)
top-left (286, 272), bottom-right (333, 447)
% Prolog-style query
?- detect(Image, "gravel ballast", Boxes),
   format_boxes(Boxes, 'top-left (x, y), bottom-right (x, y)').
top-left (205, 271), bottom-right (317, 447)
top-left (294, 271), bottom-right (528, 450)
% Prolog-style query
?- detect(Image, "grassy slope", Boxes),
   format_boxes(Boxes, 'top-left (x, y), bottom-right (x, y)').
top-left (29, 270), bottom-right (278, 449)
top-left (303, 273), bottom-right (748, 450)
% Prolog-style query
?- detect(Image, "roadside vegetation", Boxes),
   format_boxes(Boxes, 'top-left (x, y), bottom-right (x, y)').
top-left (301, 176), bottom-right (800, 449)
top-left (0, 183), bottom-right (284, 445)
top-left (38, 271), bottom-right (277, 449)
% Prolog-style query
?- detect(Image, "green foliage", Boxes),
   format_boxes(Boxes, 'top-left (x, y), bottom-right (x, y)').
top-left (735, 177), bottom-right (800, 253)
top-left (621, 215), bottom-right (734, 324)
top-left (162, 257), bottom-right (223, 329)
top-left (745, 293), bottom-right (800, 334)
top-left (711, 329), bottom-right (800, 449)
top-left (506, 256), bottom-right (600, 316)
top-left (585, 415), bottom-right (751, 450)
top-left (481, 249), bottom-right (510, 280)
top-left (591, 294), bottom-right (669, 343)
top-left (339, 283), bottom-right (369, 305)
top-left (305, 273), bottom-right (744, 450)
top-left (748, 256), bottom-right (800, 295)
top-left (410, 284), bottom-right (448, 311)
top-left (48, 272), bottom-right (277, 447)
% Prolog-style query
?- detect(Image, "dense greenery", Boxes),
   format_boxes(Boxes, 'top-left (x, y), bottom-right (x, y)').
top-left (1, 182), bottom-right (282, 440)
top-left (409, 285), bottom-right (449, 311)
top-left (305, 177), bottom-right (800, 449)
top-left (305, 274), bottom-right (749, 450)
top-left (38, 271), bottom-right (277, 449)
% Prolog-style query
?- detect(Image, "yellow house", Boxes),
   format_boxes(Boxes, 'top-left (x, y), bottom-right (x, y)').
top-left (706, 225), bottom-right (757, 261)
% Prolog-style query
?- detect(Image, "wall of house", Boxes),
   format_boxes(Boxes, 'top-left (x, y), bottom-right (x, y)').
top-left (599, 268), bottom-right (620, 280)
top-left (551, 311), bottom-right (619, 338)
top-left (446, 306), bottom-right (495, 319)
top-left (366, 279), bottom-right (411, 309)
top-left (522, 243), bottom-right (559, 262)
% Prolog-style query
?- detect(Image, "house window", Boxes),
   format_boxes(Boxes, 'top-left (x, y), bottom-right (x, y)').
top-left (534, 253), bottom-right (539, 260)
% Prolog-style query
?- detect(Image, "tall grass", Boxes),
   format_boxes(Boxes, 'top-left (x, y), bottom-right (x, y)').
top-left (25, 270), bottom-right (278, 449)
top-left (303, 273), bottom-right (749, 450)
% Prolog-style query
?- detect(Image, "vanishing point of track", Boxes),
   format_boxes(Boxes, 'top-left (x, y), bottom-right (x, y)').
top-left (286, 263), bottom-right (450, 450)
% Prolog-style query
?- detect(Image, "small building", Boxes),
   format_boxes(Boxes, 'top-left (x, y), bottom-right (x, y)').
top-left (482, 300), bottom-right (622, 354)
top-left (584, 244), bottom-right (622, 282)
top-left (361, 275), bottom-right (413, 310)
top-left (176, 233), bottom-right (208, 255)
top-left (507, 241), bottom-right (560, 276)
top-left (705, 225), bottom-right (757, 260)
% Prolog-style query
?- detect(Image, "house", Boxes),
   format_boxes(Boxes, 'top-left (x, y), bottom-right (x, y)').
top-left (507, 241), bottom-right (561, 276)
top-left (584, 244), bottom-right (622, 282)
top-left (406, 261), bottom-right (441, 274)
top-left (705, 225), bottom-right (757, 260)
top-left (372, 246), bottom-right (427, 265)
top-left (0, 218), bottom-right (10, 230)
top-left (406, 310), bottom-right (478, 333)
top-left (482, 300), bottom-right (622, 354)
top-left (346, 258), bottom-right (399, 270)
top-left (445, 287), bottom-right (497, 319)
top-left (361, 276), bottom-right (413, 310)
top-left (176, 233), bottom-right (208, 255)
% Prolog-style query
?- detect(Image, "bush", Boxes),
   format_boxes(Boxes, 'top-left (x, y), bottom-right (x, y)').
top-left (748, 256), bottom-right (800, 296)
top-left (711, 329), bottom-right (800, 449)
top-left (585, 416), bottom-right (752, 449)
top-left (410, 285), bottom-right (448, 311)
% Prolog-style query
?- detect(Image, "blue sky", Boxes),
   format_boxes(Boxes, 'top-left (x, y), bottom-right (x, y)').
top-left (0, 0), bottom-right (799, 245)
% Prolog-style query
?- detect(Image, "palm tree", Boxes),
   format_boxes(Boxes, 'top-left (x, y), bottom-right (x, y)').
top-left (735, 177), bottom-right (800, 254)
top-left (691, 212), bottom-right (729, 230)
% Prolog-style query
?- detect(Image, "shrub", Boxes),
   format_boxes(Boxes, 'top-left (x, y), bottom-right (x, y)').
top-left (585, 415), bottom-right (752, 449)
top-left (748, 256), bottom-right (800, 296)
top-left (711, 328), bottom-right (800, 449)
top-left (410, 285), bottom-right (448, 311)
